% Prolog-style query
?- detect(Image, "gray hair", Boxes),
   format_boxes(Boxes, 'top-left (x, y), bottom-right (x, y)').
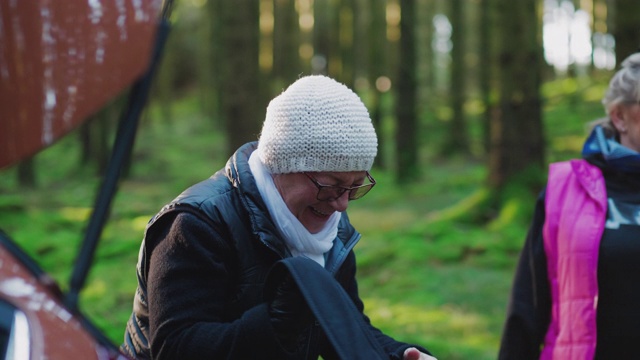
top-left (602, 52), bottom-right (640, 111)
top-left (593, 52), bottom-right (640, 139)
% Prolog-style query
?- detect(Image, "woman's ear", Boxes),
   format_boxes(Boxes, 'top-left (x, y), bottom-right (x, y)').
top-left (609, 105), bottom-right (628, 133)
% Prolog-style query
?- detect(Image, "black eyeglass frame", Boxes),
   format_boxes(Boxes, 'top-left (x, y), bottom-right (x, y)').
top-left (303, 171), bottom-right (376, 201)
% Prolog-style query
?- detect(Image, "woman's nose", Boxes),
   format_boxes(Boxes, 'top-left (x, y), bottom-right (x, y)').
top-left (329, 191), bottom-right (350, 212)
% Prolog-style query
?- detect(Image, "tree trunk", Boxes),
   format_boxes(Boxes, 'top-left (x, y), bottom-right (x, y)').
top-left (219, 0), bottom-right (263, 157)
top-left (479, 0), bottom-right (495, 155)
top-left (152, 24), bottom-right (176, 126)
top-left (369, 0), bottom-right (387, 169)
top-left (338, 0), bottom-right (354, 85)
top-left (612, 0), bottom-right (640, 63)
top-left (443, 0), bottom-right (469, 155)
top-left (207, 0), bottom-right (225, 131)
top-left (17, 157), bottom-right (36, 188)
top-left (395, 0), bottom-right (418, 183)
top-left (273, 0), bottom-right (301, 88)
top-left (313, 0), bottom-right (344, 79)
top-left (489, 0), bottom-right (544, 190)
top-left (79, 104), bottom-right (114, 176)
top-left (351, 0), bottom-right (369, 89)
top-left (416, 0), bottom-right (435, 119)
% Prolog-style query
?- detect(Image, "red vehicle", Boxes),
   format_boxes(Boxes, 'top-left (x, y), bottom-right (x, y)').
top-left (0, 0), bottom-right (171, 358)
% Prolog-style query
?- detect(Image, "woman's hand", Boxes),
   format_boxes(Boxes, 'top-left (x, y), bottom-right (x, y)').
top-left (403, 347), bottom-right (438, 360)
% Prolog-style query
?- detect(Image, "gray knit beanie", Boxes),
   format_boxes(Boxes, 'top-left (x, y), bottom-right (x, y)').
top-left (257, 75), bottom-right (378, 174)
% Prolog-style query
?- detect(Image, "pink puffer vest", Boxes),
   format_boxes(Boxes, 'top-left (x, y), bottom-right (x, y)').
top-left (540, 159), bottom-right (607, 360)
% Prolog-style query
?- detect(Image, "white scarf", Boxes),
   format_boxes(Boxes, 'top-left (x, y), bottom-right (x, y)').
top-left (248, 152), bottom-right (340, 267)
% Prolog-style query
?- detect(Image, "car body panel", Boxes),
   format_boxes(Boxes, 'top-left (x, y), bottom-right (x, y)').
top-left (0, 0), bottom-right (163, 169)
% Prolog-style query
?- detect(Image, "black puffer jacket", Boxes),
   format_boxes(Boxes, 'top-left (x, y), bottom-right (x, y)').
top-left (122, 142), bottom-right (425, 359)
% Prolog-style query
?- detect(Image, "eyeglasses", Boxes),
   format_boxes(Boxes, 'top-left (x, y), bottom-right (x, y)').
top-left (623, 100), bottom-right (640, 106)
top-left (303, 171), bottom-right (376, 201)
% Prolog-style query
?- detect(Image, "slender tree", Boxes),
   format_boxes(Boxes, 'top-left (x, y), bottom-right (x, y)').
top-left (79, 103), bottom-right (117, 176)
top-left (368, 0), bottom-right (388, 169)
top-left (207, 0), bottom-right (225, 129)
top-left (416, 0), bottom-right (435, 113)
top-left (589, 0), bottom-right (610, 75)
top-left (194, 0), bottom-right (218, 125)
top-left (351, 0), bottom-right (369, 89)
top-left (612, 0), bottom-right (640, 62)
top-left (395, 0), bottom-right (418, 182)
top-left (218, 0), bottom-right (262, 156)
top-left (442, 0), bottom-right (469, 155)
top-left (479, 0), bottom-right (496, 154)
top-left (313, 0), bottom-right (335, 75)
top-left (17, 157), bottom-right (36, 188)
top-left (488, 0), bottom-right (545, 190)
top-left (339, 0), bottom-right (354, 85)
top-left (273, 0), bottom-right (301, 88)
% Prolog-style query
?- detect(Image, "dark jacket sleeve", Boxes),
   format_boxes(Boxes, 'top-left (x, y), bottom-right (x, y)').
top-left (146, 212), bottom-right (289, 360)
top-left (325, 250), bottom-right (432, 359)
top-left (498, 190), bottom-right (552, 360)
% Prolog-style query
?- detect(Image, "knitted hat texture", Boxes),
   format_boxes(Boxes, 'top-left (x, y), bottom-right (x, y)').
top-left (257, 75), bottom-right (378, 174)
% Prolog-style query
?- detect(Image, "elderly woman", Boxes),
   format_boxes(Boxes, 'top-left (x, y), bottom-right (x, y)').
top-left (122, 75), bottom-right (436, 360)
top-left (499, 53), bottom-right (640, 359)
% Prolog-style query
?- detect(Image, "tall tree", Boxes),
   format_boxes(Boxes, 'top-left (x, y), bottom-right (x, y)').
top-left (395, 0), bottom-right (418, 183)
top-left (273, 0), bottom-right (301, 88)
top-left (313, 0), bottom-right (338, 75)
top-left (368, 0), bottom-right (388, 169)
top-left (79, 103), bottom-right (118, 176)
top-left (479, 0), bottom-right (496, 154)
top-left (414, 0), bottom-right (436, 166)
top-left (351, 0), bottom-right (369, 89)
top-left (17, 157), bottom-right (36, 188)
top-left (206, 0), bottom-right (225, 130)
top-left (612, 0), bottom-right (640, 62)
top-left (443, 0), bottom-right (469, 155)
top-left (416, 0), bottom-right (435, 114)
top-left (195, 0), bottom-right (219, 126)
top-left (218, 0), bottom-right (263, 156)
top-left (489, 0), bottom-right (544, 190)
top-left (339, 0), bottom-right (354, 85)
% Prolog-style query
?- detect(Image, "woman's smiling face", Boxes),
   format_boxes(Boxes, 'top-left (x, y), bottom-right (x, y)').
top-left (272, 171), bottom-right (366, 233)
